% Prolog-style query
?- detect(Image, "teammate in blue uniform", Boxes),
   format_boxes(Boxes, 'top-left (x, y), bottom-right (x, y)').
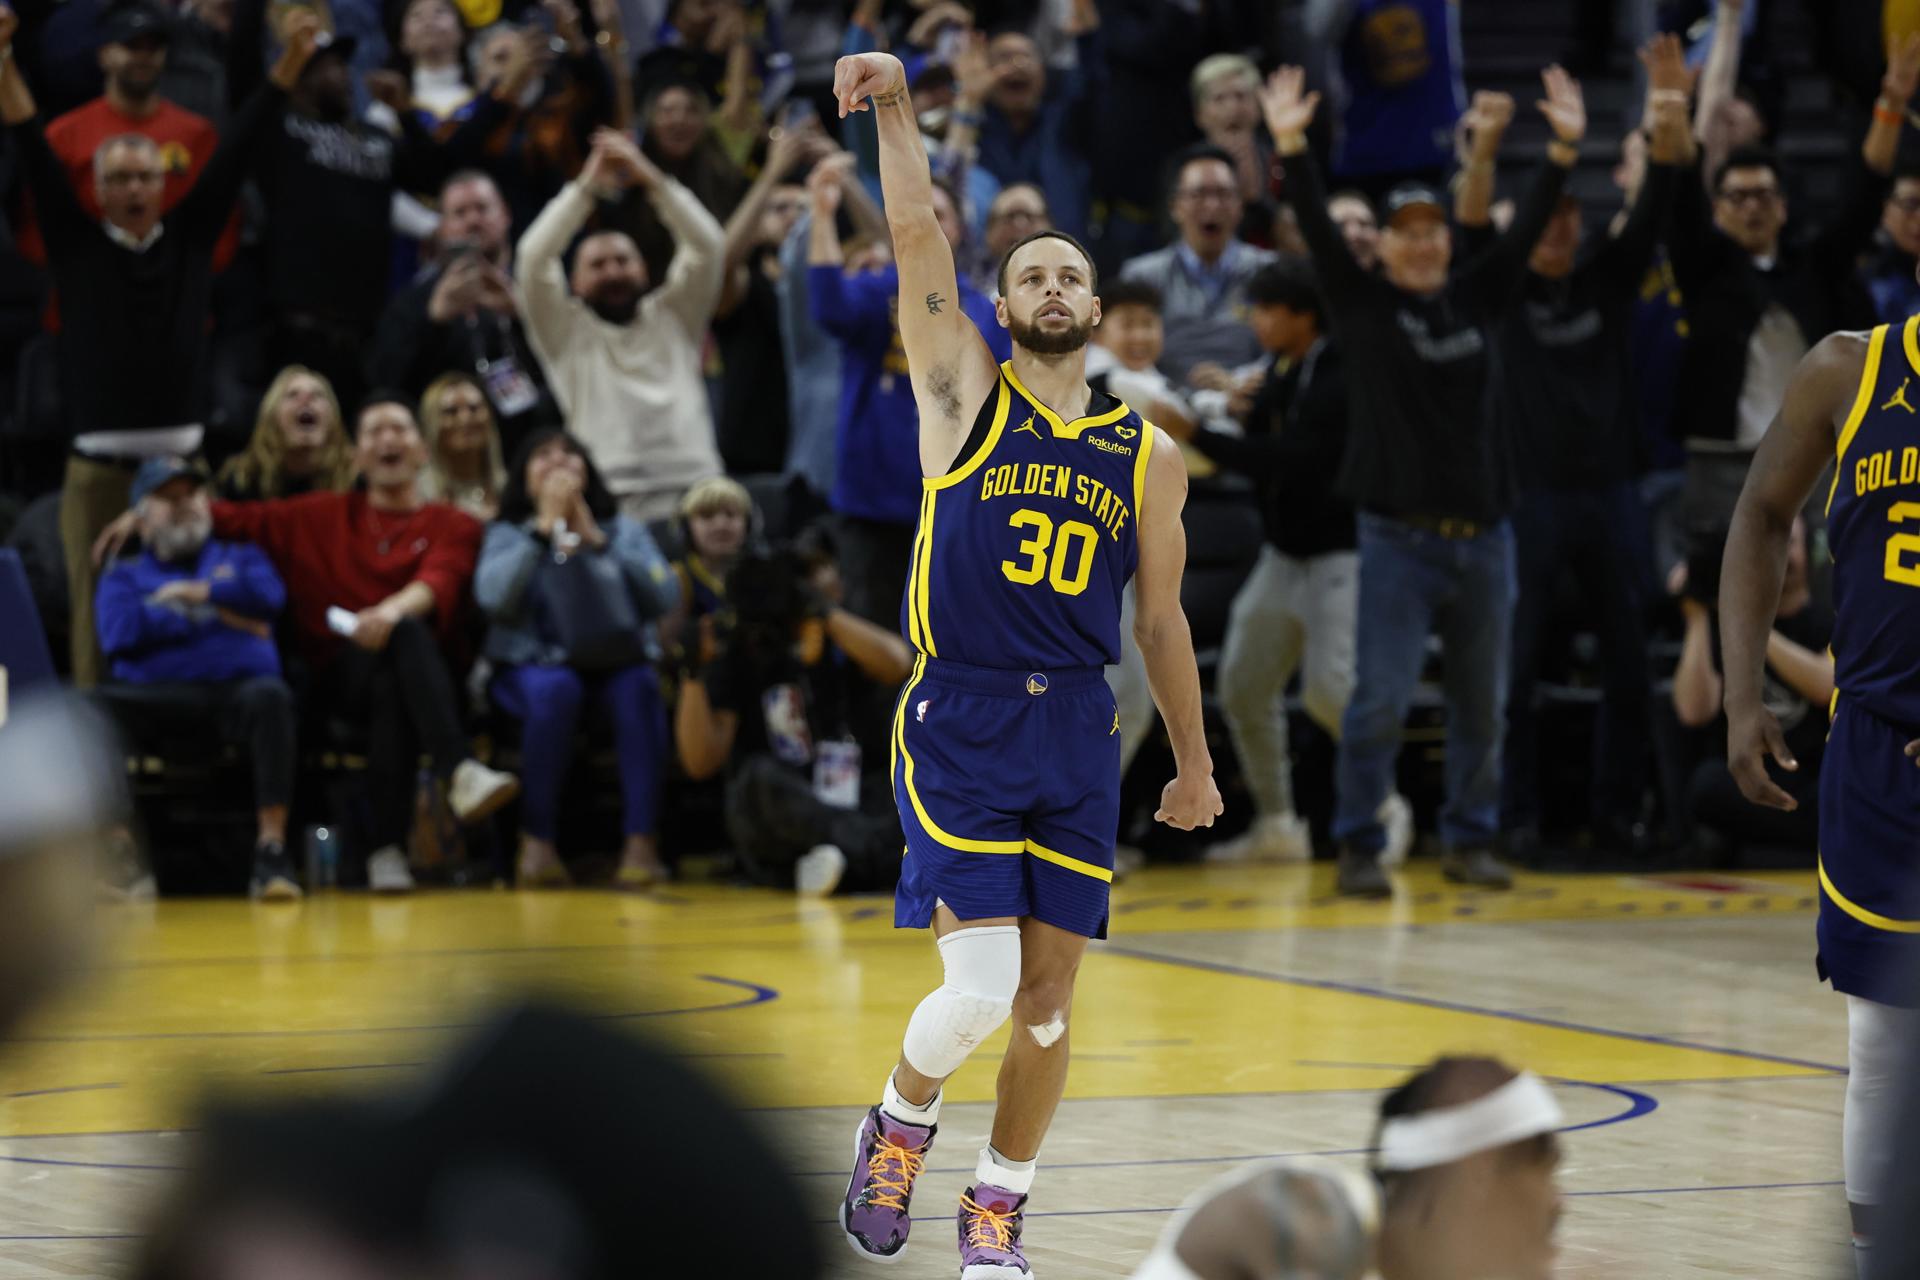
top-left (1722, 311), bottom-right (1920, 1255)
top-left (829, 49), bottom-right (1221, 1279)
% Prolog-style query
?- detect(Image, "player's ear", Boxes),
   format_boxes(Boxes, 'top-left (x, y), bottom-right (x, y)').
top-left (995, 295), bottom-right (1009, 329)
top-left (1090, 295), bottom-right (1102, 329)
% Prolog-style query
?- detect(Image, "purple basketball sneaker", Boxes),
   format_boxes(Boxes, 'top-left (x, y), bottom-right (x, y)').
top-left (957, 1183), bottom-right (1031, 1277)
top-left (840, 1106), bottom-right (936, 1261)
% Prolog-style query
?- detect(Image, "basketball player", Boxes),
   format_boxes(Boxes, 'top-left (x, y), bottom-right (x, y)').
top-left (1720, 308), bottom-right (1920, 1257)
top-left (1132, 1056), bottom-right (1564, 1280)
top-left (829, 48), bottom-right (1223, 1277)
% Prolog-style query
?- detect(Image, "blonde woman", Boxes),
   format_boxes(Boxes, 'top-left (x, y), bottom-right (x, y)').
top-left (418, 372), bottom-right (508, 521)
top-left (216, 366), bottom-right (356, 502)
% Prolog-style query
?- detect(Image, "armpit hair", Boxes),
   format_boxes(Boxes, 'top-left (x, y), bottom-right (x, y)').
top-left (926, 366), bottom-right (962, 420)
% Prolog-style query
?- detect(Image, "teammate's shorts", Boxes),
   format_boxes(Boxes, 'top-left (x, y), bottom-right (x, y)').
top-left (892, 656), bottom-right (1121, 939)
top-left (1817, 696), bottom-right (1920, 1008)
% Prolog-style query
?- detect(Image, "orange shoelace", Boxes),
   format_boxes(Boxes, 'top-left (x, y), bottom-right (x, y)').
top-left (863, 1138), bottom-right (926, 1211)
top-left (961, 1193), bottom-right (1018, 1252)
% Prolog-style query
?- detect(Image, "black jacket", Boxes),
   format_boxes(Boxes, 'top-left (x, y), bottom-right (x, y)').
top-left (1187, 338), bottom-right (1355, 557)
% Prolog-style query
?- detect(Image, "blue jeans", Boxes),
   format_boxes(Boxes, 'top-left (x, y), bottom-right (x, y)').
top-left (489, 664), bottom-right (667, 841)
top-left (1333, 514), bottom-right (1517, 854)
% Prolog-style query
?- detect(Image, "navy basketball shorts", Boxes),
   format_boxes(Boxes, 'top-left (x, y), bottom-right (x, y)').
top-left (1817, 697), bottom-right (1920, 1008)
top-left (892, 656), bottom-right (1122, 939)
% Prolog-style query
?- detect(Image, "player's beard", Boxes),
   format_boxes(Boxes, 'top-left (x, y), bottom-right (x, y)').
top-left (1009, 309), bottom-right (1093, 356)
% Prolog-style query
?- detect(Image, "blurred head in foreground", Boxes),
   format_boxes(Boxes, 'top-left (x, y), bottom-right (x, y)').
top-left (0, 692), bottom-right (128, 1039)
top-left (1133, 1055), bottom-right (1563, 1280)
top-left (134, 1002), bottom-right (823, 1280)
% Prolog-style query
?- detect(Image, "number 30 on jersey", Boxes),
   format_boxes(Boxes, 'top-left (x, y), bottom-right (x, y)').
top-left (1001, 508), bottom-right (1098, 596)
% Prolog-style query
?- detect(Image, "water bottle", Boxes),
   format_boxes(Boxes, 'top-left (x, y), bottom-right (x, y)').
top-left (303, 824), bottom-right (339, 891)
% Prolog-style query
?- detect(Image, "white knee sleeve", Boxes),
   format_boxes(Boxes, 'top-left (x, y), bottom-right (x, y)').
top-left (901, 925), bottom-right (1021, 1079)
top-left (1846, 995), bottom-right (1919, 1205)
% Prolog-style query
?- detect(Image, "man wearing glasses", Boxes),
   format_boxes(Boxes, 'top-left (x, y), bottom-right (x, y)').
top-left (1666, 37), bottom-right (1920, 447)
top-left (1866, 172), bottom-right (1920, 325)
top-left (1117, 143), bottom-right (1278, 389)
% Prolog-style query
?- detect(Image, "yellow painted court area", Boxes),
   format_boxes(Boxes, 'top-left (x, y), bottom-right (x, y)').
top-left (0, 864), bottom-right (1827, 1140)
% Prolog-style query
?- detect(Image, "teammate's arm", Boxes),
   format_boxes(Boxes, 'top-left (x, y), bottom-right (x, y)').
top-left (1719, 333), bottom-right (1865, 809)
top-left (1133, 430), bottom-right (1223, 831)
top-left (1764, 629), bottom-right (1835, 708)
top-left (833, 52), bottom-right (1000, 475)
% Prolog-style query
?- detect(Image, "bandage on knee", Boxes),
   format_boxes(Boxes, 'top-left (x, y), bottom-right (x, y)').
top-left (1846, 995), bottom-right (1920, 1207)
top-left (901, 925), bottom-right (1021, 1079)
top-left (1027, 1013), bottom-right (1067, 1048)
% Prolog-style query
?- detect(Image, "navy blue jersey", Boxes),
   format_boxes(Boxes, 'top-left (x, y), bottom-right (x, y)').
top-left (1828, 316), bottom-right (1920, 730)
top-left (903, 362), bottom-right (1153, 670)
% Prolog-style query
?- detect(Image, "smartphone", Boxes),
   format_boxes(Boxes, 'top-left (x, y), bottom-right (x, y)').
top-left (779, 98), bottom-right (817, 131)
top-left (934, 23), bottom-right (967, 65)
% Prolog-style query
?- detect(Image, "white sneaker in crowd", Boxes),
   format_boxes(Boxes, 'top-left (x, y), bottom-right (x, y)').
top-left (1206, 812), bottom-right (1313, 864)
top-left (795, 844), bottom-right (848, 897)
top-left (1378, 793), bottom-right (1415, 868)
top-left (366, 846), bottom-right (416, 894)
top-left (447, 759), bottom-right (520, 823)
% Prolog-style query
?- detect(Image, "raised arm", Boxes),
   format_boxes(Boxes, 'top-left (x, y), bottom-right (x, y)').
top-left (600, 129), bottom-right (726, 337)
top-left (0, 13), bottom-right (91, 255)
top-left (1452, 91), bottom-right (1515, 229)
top-left (1133, 430), bottom-right (1222, 832)
top-left (717, 124), bottom-right (830, 318)
top-left (1719, 332), bottom-right (1867, 809)
top-left (1454, 66), bottom-right (1583, 308)
top-left (176, 13), bottom-right (322, 242)
top-left (1693, 0), bottom-right (1743, 184)
top-left (1863, 32), bottom-right (1920, 177)
top-left (1595, 69), bottom-right (1692, 288)
top-left (833, 51), bottom-right (999, 473)
top-left (1262, 67), bottom-right (1369, 300)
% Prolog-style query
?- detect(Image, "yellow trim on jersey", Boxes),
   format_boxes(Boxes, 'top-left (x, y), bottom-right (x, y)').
top-left (926, 378), bottom-right (1013, 491)
top-left (915, 490), bottom-right (938, 656)
top-left (892, 656), bottom-right (1024, 856)
top-left (1906, 311), bottom-right (1920, 379)
top-left (905, 491), bottom-right (929, 652)
top-left (1819, 855), bottom-right (1920, 933)
top-left (1828, 323), bottom-right (1891, 515)
top-left (999, 361), bottom-right (1133, 439)
top-left (1024, 838), bottom-right (1115, 883)
top-left (1132, 419), bottom-right (1157, 524)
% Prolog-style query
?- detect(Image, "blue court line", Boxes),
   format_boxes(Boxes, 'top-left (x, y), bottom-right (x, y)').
top-left (6, 974), bottom-right (777, 1043)
top-left (793, 1080), bottom-right (1654, 1179)
top-left (1103, 944), bottom-right (1847, 1073)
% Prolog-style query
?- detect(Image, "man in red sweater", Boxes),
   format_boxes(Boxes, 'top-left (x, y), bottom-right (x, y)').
top-left (210, 393), bottom-right (519, 892)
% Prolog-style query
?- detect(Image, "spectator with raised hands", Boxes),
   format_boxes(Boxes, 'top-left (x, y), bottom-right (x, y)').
top-left (776, 148), bottom-right (889, 504)
top-left (972, 1), bottom-right (1103, 241)
top-left (476, 430), bottom-right (676, 889)
top-left (0, 5), bottom-right (322, 688)
top-left (366, 168), bottom-right (558, 453)
top-left (711, 116), bottom-right (832, 475)
top-left (216, 366), bottom-right (355, 503)
top-left (609, 77), bottom-right (747, 280)
top-left (1263, 62), bottom-right (1587, 898)
top-left (1669, 31), bottom-right (1920, 447)
top-left (517, 125), bottom-right (726, 522)
top-left (1464, 38), bottom-right (1692, 860)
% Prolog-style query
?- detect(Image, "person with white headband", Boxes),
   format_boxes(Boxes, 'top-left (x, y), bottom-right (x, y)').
top-left (1133, 1056), bottom-right (1565, 1280)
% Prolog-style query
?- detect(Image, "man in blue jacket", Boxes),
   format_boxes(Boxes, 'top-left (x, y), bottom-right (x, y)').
top-left (806, 176), bottom-right (1010, 625)
top-left (95, 457), bottom-right (301, 900)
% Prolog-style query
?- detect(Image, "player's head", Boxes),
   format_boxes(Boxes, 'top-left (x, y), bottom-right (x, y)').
top-left (1887, 166), bottom-right (1920, 260)
top-left (1712, 147), bottom-right (1788, 257)
top-left (1378, 182), bottom-right (1451, 295)
top-left (1245, 260), bottom-right (1322, 359)
top-left (1372, 1057), bottom-right (1564, 1280)
top-left (1092, 279), bottom-right (1162, 373)
top-left (996, 230), bottom-right (1100, 357)
top-left (1169, 144), bottom-right (1242, 263)
top-left (1529, 192), bottom-right (1584, 280)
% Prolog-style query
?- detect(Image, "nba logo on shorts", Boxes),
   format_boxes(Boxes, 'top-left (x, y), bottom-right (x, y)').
top-left (1026, 673), bottom-right (1049, 696)
top-left (916, 699), bottom-right (930, 722)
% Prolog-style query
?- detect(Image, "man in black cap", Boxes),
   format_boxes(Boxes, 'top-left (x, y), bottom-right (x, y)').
top-left (93, 456), bottom-right (300, 900)
top-left (1263, 66), bottom-right (1587, 898)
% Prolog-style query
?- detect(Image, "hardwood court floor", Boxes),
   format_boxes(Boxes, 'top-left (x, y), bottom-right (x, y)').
top-left (0, 862), bottom-right (1851, 1278)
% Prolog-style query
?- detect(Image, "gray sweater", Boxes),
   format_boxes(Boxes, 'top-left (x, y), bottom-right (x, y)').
top-left (1117, 238), bottom-right (1277, 385)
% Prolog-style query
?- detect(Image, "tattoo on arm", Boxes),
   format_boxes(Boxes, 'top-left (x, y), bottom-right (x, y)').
top-left (925, 292), bottom-right (945, 314)
top-left (873, 88), bottom-right (906, 108)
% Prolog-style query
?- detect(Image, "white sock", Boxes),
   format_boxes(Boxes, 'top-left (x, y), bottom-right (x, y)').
top-left (1845, 995), bottom-right (1918, 1210)
top-left (881, 1072), bottom-right (940, 1129)
top-left (976, 1144), bottom-right (1037, 1197)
